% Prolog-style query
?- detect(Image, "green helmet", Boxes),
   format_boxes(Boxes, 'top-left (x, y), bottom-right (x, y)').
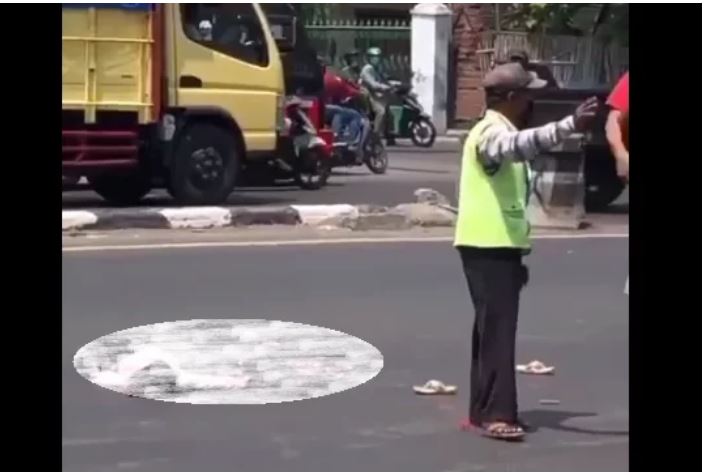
top-left (366, 47), bottom-right (382, 57)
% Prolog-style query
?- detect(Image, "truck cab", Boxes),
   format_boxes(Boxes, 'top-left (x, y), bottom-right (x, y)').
top-left (62, 4), bottom-right (291, 205)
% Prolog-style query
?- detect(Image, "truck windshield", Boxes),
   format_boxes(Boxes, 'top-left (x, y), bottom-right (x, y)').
top-left (260, 3), bottom-right (323, 96)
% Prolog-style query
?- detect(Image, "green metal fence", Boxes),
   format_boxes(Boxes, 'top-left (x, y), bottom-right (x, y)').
top-left (304, 19), bottom-right (412, 81)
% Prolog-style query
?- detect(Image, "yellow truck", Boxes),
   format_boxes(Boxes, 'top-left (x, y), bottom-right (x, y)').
top-left (62, 4), bottom-right (296, 205)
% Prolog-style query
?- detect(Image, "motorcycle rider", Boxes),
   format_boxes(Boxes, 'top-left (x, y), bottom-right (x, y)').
top-left (323, 62), bottom-right (366, 158)
top-left (340, 50), bottom-right (362, 83)
top-left (360, 47), bottom-right (394, 145)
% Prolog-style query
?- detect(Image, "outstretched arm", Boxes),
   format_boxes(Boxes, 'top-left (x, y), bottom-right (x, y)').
top-left (476, 116), bottom-right (576, 173)
top-left (476, 97), bottom-right (598, 174)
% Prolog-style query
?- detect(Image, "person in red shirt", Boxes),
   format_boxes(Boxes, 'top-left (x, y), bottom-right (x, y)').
top-left (605, 72), bottom-right (629, 297)
top-left (606, 72), bottom-right (629, 181)
top-left (323, 66), bottom-right (364, 147)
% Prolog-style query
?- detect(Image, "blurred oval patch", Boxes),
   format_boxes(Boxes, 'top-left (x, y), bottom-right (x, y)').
top-left (73, 319), bottom-right (384, 405)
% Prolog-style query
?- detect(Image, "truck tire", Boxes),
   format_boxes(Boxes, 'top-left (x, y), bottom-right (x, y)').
top-left (169, 123), bottom-right (240, 205)
top-left (584, 147), bottom-right (626, 211)
top-left (89, 172), bottom-right (151, 206)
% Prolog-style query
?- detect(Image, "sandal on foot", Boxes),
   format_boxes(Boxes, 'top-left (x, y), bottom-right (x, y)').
top-left (413, 380), bottom-right (458, 396)
top-left (477, 422), bottom-right (525, 441)
top-left (460, 418), bottom-right (531, 433)
top-left (516, 360), bottom-right (555, 375)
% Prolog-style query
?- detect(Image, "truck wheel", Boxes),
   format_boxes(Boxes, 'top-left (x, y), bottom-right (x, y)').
top-left (169, 123), bottom-right (239, 205)
top-left (584, 147), bottom-right (626, 211)
top-left (89, 172), bottom-right (151, 206)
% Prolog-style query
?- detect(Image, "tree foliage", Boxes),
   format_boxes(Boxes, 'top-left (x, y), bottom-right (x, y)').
top-left (500, 3), bottom-right (628, 46)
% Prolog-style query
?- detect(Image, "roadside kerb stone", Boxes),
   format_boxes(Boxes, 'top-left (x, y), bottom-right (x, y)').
top-left (62, 206), bottom-right (300, 231)
top-left (160, 207), bottom-right (231, 229)
top-left (414, 188), bottom-right (451, 207)
top-left (393, 203), bottom-right (456, 227)
top-left (231, 207), bottom-right (301, 227)
top-left (85, 209), bottom-right (169, 231)
top-left (343, 211), bottom-right (411, 231)
top-left (292, 205), bottom-right (360, 227)
top-left (62, 211), bottom-right (99, 231)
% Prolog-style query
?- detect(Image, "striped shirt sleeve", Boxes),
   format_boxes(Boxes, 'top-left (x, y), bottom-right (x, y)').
top-left (477, 115), bottom-right (577, 173)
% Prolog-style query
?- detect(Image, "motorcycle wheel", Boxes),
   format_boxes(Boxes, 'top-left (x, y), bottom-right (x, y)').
top-left (364, 136), bottom-right (389, 175)
top-left (410, 117), bottom-right (437, 148)
top-left (296, 146), bottom-right (331, 191)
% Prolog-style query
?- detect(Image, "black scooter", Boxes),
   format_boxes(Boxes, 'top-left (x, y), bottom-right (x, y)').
top-left (388, 81), bottom-right (437, 148)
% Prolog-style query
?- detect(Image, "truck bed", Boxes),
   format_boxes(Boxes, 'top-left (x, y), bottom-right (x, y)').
top-left (62, 4), bottom-right (160, 124)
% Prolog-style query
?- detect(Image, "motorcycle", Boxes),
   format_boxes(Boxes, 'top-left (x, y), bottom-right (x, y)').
top-left (387, 81), bottom-right (437, 148)
top-left (325, 96), bottom-right (389, 175)
top-left (244, 96), bottom-right (332, 190)
top-left (283, 96), bottom-right (332, 190)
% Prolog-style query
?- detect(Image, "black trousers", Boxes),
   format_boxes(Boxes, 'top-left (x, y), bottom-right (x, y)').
top-left (458, 246), bottom-right (528, 425)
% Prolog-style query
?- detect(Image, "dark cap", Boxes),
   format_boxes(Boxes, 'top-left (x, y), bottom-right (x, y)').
top-left (482, 62), bottom-right (547, 91)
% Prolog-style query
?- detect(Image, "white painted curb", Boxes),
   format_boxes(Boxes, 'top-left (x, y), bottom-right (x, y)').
top-left (62, 211), bottom-right (98, 231)
top-left (291, 204), bottom-right (359, 226)
top-left (159, 207), bottom-right (232, 229)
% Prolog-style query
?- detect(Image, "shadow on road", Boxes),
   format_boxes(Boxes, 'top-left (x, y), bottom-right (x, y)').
top-left (387, 145), bottom-right (460, 154)
top-left (389, 166), bottom-right (453, 175)
top-left (520, 409), bottom-right (629, 437)
top-left (602, 203), bottom-right (629, 214)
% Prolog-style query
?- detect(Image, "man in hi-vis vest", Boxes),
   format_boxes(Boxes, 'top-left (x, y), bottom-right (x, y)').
top-left (456, 62), bottom-right (598, 441)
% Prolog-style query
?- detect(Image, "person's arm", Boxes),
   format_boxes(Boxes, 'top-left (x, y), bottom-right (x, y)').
top-left (606, 110), bottom-right (629, 162)
top-left (476, 116), bottom-right (576, 173)
top-left (341, 77), bottom-right (361, 101)
top-left (477, 97), bottom-right (598, 174)
top-left (605, 73), bottom-right (629, 180)
top-left (360, 65), bottom-right (390, 92)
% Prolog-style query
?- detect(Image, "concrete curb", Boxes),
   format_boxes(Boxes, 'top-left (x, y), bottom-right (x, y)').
top-left (62, 187), bottom-right (593, 233)
top-left (62, 206), bottom-right (302, 232)
top-left (62, 202), bottom-right (456, 233)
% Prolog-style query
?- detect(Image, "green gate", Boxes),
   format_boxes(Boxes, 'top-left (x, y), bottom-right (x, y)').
top-left (304, 19), bottom-right (412, 81)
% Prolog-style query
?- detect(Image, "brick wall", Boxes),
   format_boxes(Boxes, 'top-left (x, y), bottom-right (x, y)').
top-left (450, 4), bottom-right (493, 122)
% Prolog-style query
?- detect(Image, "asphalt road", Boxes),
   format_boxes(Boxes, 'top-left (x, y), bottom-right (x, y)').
top-left (62, 141), bottom-right (462, 209)
top-left (63, 234), bottom-right (629, 471)
top-left (62, 140), bottom-right (629, 228)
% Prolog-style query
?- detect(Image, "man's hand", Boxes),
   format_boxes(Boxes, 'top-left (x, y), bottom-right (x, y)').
top-left (574, 96), bottom-right (600, 132)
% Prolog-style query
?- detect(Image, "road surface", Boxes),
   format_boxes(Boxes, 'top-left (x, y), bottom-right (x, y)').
top-left (61, 141), bottom-right (629, 221)
top-left (63, 230), bottom-right (629, 471)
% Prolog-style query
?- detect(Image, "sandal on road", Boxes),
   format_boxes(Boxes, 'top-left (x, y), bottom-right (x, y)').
top-left (516, 360), bottom-right (555, 375)
top-left (413, 380), bottom-right (458, 396)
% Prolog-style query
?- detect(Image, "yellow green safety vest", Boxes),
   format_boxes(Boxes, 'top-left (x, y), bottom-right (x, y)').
top-left (454, 111), bottom-right (531, 249)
